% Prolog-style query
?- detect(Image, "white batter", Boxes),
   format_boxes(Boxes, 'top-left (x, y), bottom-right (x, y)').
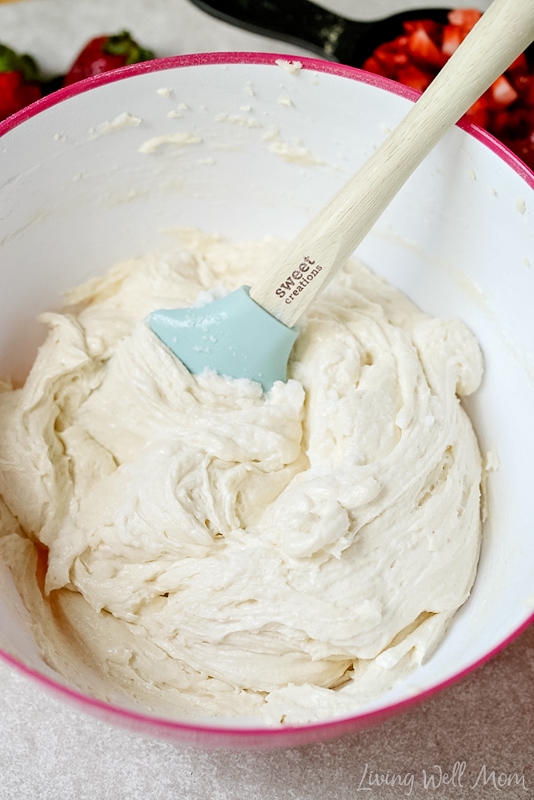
top-left (0, 231), bottom-right (483, 724)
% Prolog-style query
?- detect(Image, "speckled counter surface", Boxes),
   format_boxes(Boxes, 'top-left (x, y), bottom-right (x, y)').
top-left (1, 624), bottom-right (532, 800)
top-left (1, 1), bottom-right (532, 798)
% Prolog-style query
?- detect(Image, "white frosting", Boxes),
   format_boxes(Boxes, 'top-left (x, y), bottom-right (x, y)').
top-left (275, 59), bottom-right (303, 74)
top-left (138, 133), bottom-right (202, 153)
top-left (89, 112), bottom-right (142, 137)
top-left (0, 232), bottom-right (483, 724)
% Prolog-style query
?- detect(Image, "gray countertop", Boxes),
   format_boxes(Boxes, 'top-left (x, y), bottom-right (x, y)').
top-left (1, 623), bottom-right (532, 800)
top-left (1, 1), bottom-right (531, 798)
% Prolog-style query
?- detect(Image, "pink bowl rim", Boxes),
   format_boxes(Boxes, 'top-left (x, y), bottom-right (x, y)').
top-left (1, 50), bottom-right (533, 742)
top-left (1, 50), bottom-right (534, 188)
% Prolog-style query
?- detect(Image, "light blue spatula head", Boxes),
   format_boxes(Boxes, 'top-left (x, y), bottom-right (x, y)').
top-left (147, 286), bottom-right (299, 392)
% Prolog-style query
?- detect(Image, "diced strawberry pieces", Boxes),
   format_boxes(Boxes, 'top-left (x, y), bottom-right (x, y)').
top-left (494, 107), bottom-right (534, 139)
top-left (490, 109), bottom-right (511, 137)
top-left (363, 6), bottom-right (534, 171)
top-left (407, 27), bottom-right (447, 69)
top-left (510, 72), bottom-right (530, 100)
top-left (374, 39), bottom-right (404, 57)
top-left (511, 74), bottom-right (534, 107)
top-left (447, 8), bottom-right (482, 31)
top-left (441, 24), bottom-right (463, 56)
top-left (490, 75), bottom-right (519, 109)
top-left (501, 133), bottom-right (534, 171)
top-left (362, 56), bottom-right (392, 78)
top-left (396, 64), bottom-right (434, 93)
top-left (507, 52), bottom-right (529, 76)
top-left (403, 19), bottom-right (441, 40)
top-left (465, 96), bottom-right (490, 129)
top-left (373, 40), bottom-right (408, 72)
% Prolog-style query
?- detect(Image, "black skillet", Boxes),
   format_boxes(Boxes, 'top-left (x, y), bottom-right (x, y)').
top-left (187, 0), bottom-right (451, 66)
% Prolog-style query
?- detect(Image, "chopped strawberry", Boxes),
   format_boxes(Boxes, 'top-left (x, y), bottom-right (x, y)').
top-left (372, 41), bottom-right (409, 73)
top-left (490, 109), bottom-right (513, 137)
top-left (490, 75), bottom-right (519, 109)
top-left (502, 131), bottom-right (534, 171)
top-left (396, 64), bottom-right (434, 93)
top-left (362, 56), bottom-right (392, 78)
top-left (441, 24), bottom-right (463, 57)
top-left (362, 6), bottom-right (534, 171)
top-left (492, 107), bottom-right (533, 139)
top-left (507, 52), bottom-right (529, 76)
top-left (403, 19), bottom-right (441, 40)
top-left (511, 72), bottom-right (534, 106)
top-left (465, 96), bottom-right (490, 129)
top-left (407, 28), bottom-right (447, 70)
top-left (447, 8), bottom-right (482, 31)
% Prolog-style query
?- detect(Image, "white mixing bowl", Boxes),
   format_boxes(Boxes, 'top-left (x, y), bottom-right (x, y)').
top-left (0, 53), bottom-right (533, 749)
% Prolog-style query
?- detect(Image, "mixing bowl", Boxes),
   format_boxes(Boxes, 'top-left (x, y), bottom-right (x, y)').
top-left (0, 53), bottom-right (533, 749)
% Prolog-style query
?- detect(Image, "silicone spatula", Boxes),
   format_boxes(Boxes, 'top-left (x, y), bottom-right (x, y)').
top-left (149, 0), bottom-right (534, 391)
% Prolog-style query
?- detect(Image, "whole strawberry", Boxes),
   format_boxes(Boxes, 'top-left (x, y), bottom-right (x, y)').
top-left (0, 43), bottom-right (42, 122)
top-left (64, 30), bottom-right (155, 86)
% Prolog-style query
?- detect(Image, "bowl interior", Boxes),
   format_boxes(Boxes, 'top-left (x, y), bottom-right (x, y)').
top-left (0, 55), bottom-right (533, 743)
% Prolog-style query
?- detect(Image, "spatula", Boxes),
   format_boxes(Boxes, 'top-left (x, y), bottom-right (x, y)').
top-left (149, 0), bottom-right (534, 391)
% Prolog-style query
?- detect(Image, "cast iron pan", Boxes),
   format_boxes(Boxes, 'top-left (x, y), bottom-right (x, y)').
top-left (187, 0), bottom-right (451, 66)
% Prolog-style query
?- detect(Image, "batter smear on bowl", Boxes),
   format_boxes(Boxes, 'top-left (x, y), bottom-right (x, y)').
top-left (0, 231), bottom-right (483, 725)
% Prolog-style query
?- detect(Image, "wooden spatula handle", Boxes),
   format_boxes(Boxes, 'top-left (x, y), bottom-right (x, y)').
top-left (250, 0), bottom-right (534, 329)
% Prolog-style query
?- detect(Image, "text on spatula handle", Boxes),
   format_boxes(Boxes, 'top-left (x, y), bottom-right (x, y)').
top-left (275, 256), bottom-right (324, 305)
